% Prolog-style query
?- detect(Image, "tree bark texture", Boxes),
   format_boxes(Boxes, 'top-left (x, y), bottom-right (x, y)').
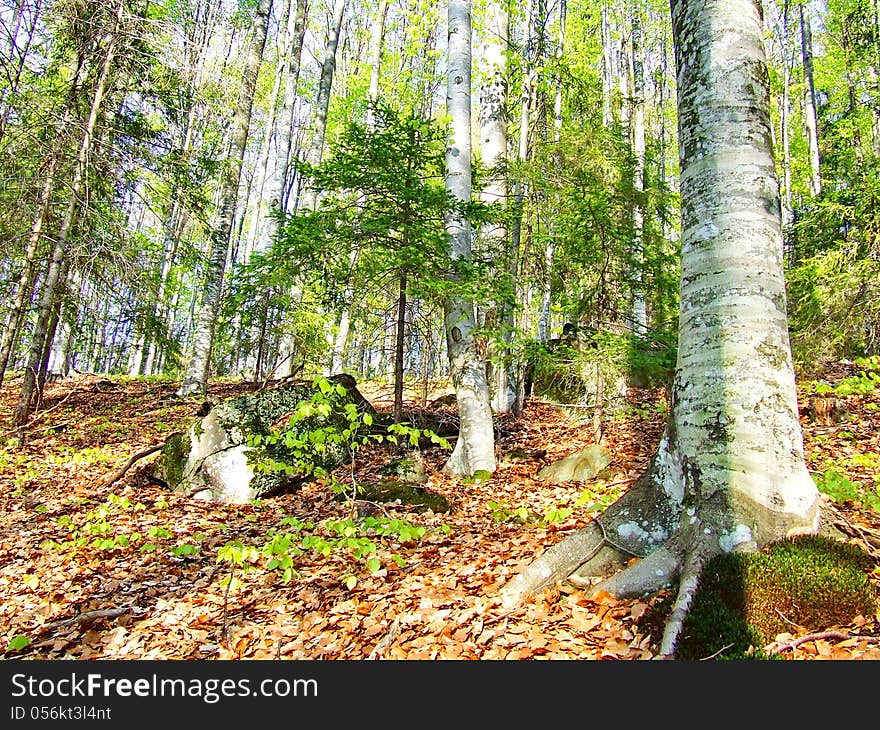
top-left (443, 0), bottom-right (496, 476)
top-left (500, 0), bottom-right (822, 658)
top-left (178, 0), bottom-right (273, 397)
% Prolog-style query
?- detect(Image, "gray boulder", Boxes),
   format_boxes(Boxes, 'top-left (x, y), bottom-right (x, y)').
top-left (152, 375), bottom-right (375, 504)
top-left (536, 444), bottom-right (612, 483)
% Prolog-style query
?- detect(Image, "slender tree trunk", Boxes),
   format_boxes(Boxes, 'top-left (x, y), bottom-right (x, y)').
top-left (443, 0), bottom-right (495, 477)
top-left (509, 0), bottom-right (535, 412)
top-left (300, 0), bottom-right (347, 211)
top-left (327, 0), bottom-right (388, 374)
top-left (780, 0), bottom-right (794, 228)
top-left (799, 3), bottom-right (822, 196)
top-left (243, 0), bottom-right (295, 258)
top-left (537, 0), bottom-right (565, 344)
top-left (601, 2), bottom-right (615, 129)
top-left (14, 0), bottom-right (123, 425)
top-left (268, 0), bottom-right (307, 227)
top-left (630, 2), bottom-right (647, 335)
top-left (0, 156), bottom-right (59, 386)
top-left (177, 0), bottom-right (273, 397)
top-left (501, 0), bottom-right (821, 659)
top-left (365, 0), bottom-right (390, 131)
top-left (0, 0), bottom-right (43, 143)
top-left (393, 271), bottom-right (407, 422)
top-left (478, 0), bottom-right (512, 413)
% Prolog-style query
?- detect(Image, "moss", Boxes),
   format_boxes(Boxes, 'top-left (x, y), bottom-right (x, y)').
top-left (152, 432), bottom-right (191, 489)
top-left (342, 479), bottom-right (452, 513)
top-left (644, 535), bottom-right (878, 660)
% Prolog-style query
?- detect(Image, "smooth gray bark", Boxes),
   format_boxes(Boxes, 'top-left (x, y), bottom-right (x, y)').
top-left (299, 0), bottom-right (347, 211)
top-left (478, 0), bottom-right (513, 414)
top-left (799, 3), bottom-right (822, 196)
top-left (501, 0), bottom-right (822, 658)
top-left (443, 0), bottom-right (496, 476)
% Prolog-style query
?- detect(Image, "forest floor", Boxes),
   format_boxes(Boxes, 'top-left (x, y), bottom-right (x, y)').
top-left (1, 363), bottom-right (879, 661)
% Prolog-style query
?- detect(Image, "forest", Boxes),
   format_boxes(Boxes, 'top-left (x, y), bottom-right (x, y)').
top-left (1, 0), bottom-right (880, 664)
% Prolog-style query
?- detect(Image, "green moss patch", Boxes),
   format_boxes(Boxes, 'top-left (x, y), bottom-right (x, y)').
top-left (645, 536), bottom-right (878, 660)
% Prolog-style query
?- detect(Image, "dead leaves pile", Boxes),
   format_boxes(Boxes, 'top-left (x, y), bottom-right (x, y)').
top-left (0, 370), bottom-right (877, 661)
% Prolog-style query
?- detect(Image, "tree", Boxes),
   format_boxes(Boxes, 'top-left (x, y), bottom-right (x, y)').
top-left (443, 0), bottom-right (496, 477)
top-left (13, 0), bottom-right (126, 425)
top-left (500, 0), bottom-right (822, 658)
top-left (177, 0), bottom-right (273, 398)
top-left (278, 105), bottom-right (454, 422)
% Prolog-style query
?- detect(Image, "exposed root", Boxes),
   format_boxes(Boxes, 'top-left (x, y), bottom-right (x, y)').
top-left (586, 545), bottom-right (680, 600)
top-left (498, 522), bottom-right (610, 608)
top-left (658, 539), bottom-right (706, 657)
top-left (498, 471), bottom-right (680, 608)
top-left (102, 442), bottom-right (169, 488)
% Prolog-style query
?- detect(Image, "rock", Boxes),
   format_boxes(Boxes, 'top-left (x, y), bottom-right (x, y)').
top-left (349, 479), bottom-right (452, 513)
top-left (151, 375), bottom-right (374, 504)
top-left (379, 451), bottom-right (428, 484)
top-left (536, 444), bottom-right (612, 483)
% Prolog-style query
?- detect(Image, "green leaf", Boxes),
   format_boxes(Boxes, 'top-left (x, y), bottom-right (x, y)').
top-left (344, 575), bottom-right (358, 590)
top-left (366, 557), bottom-right (382, 573)
top-left (7, 635), bottom-right (31, 652)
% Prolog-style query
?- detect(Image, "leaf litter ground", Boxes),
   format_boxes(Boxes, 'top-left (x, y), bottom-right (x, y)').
top-left (1, 369), bottom-right (878, 660)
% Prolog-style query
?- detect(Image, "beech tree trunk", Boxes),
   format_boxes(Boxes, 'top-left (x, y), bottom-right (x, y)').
top-left (300, 0), bottom-right (347, 212)
top-left (478, 0), bottom-right (513, 414)
top-left (799, 3), bottom-right (822, 197)
top-left (443, 0), bottom-right (496, 477)
top-left (177, 0), bottom-right (272, 397)
top-left (500, 0), bottom-right (822, 658)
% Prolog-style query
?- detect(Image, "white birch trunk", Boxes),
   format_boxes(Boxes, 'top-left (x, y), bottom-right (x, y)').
top-left (443, 0), bottom-right (495, 476)
top-left (478, 0), bottom-right (512, 413)
top-left (799, 3), bottom-right (822, 197)
top-left (178, 0), bottom-right (273, 397)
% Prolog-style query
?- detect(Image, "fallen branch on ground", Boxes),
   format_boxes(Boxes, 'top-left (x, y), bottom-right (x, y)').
top-left (102, 442), bottom-right (170, 488)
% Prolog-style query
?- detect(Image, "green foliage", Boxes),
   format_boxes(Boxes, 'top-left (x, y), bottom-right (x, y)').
top-left (669, 536), bottom-right (878, 660)
top-left (787, 159), bottom-right (880, 369)
top-left (487, 500), bottom-right (538, 524)
top-left (528, 328), bottom-right (675, 406)
top-left (6, 635), bottom-right (32, 653)
top-left (813, 370), bottom-right (880, 396)
top-left (216, 513), bottom-right (430, 586)
top-left (248, 376), bottom-right (448, 501)
top-left (813, 469), bottom-right (880, 512)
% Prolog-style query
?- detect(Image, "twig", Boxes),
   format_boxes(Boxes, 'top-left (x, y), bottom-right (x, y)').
top-left (368, 617), bottom-right (401, 660)
top-left (101, 443), bottom-right (168, 488)
top-left (763, 630), bottom-right (851, 655)
top-left (701, 643), bottom-right (735, 661)
top-left (40, 606), bottom-right (134, 632)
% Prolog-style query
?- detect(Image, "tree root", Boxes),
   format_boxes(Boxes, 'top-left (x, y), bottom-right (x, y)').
top-left (102, 442), bottom-right (170, 488)
top-left (499, 472), bottom-right (680, 608)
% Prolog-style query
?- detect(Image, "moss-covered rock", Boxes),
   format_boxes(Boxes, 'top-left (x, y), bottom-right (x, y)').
top-left (650, 535), bottom-right (878, 660)
top-left (347, 478), bottom-right (452, 514)
top-left (537, 445), bottom-right (612, 483)
top-left (151, 376), bottom-right (375, 504)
